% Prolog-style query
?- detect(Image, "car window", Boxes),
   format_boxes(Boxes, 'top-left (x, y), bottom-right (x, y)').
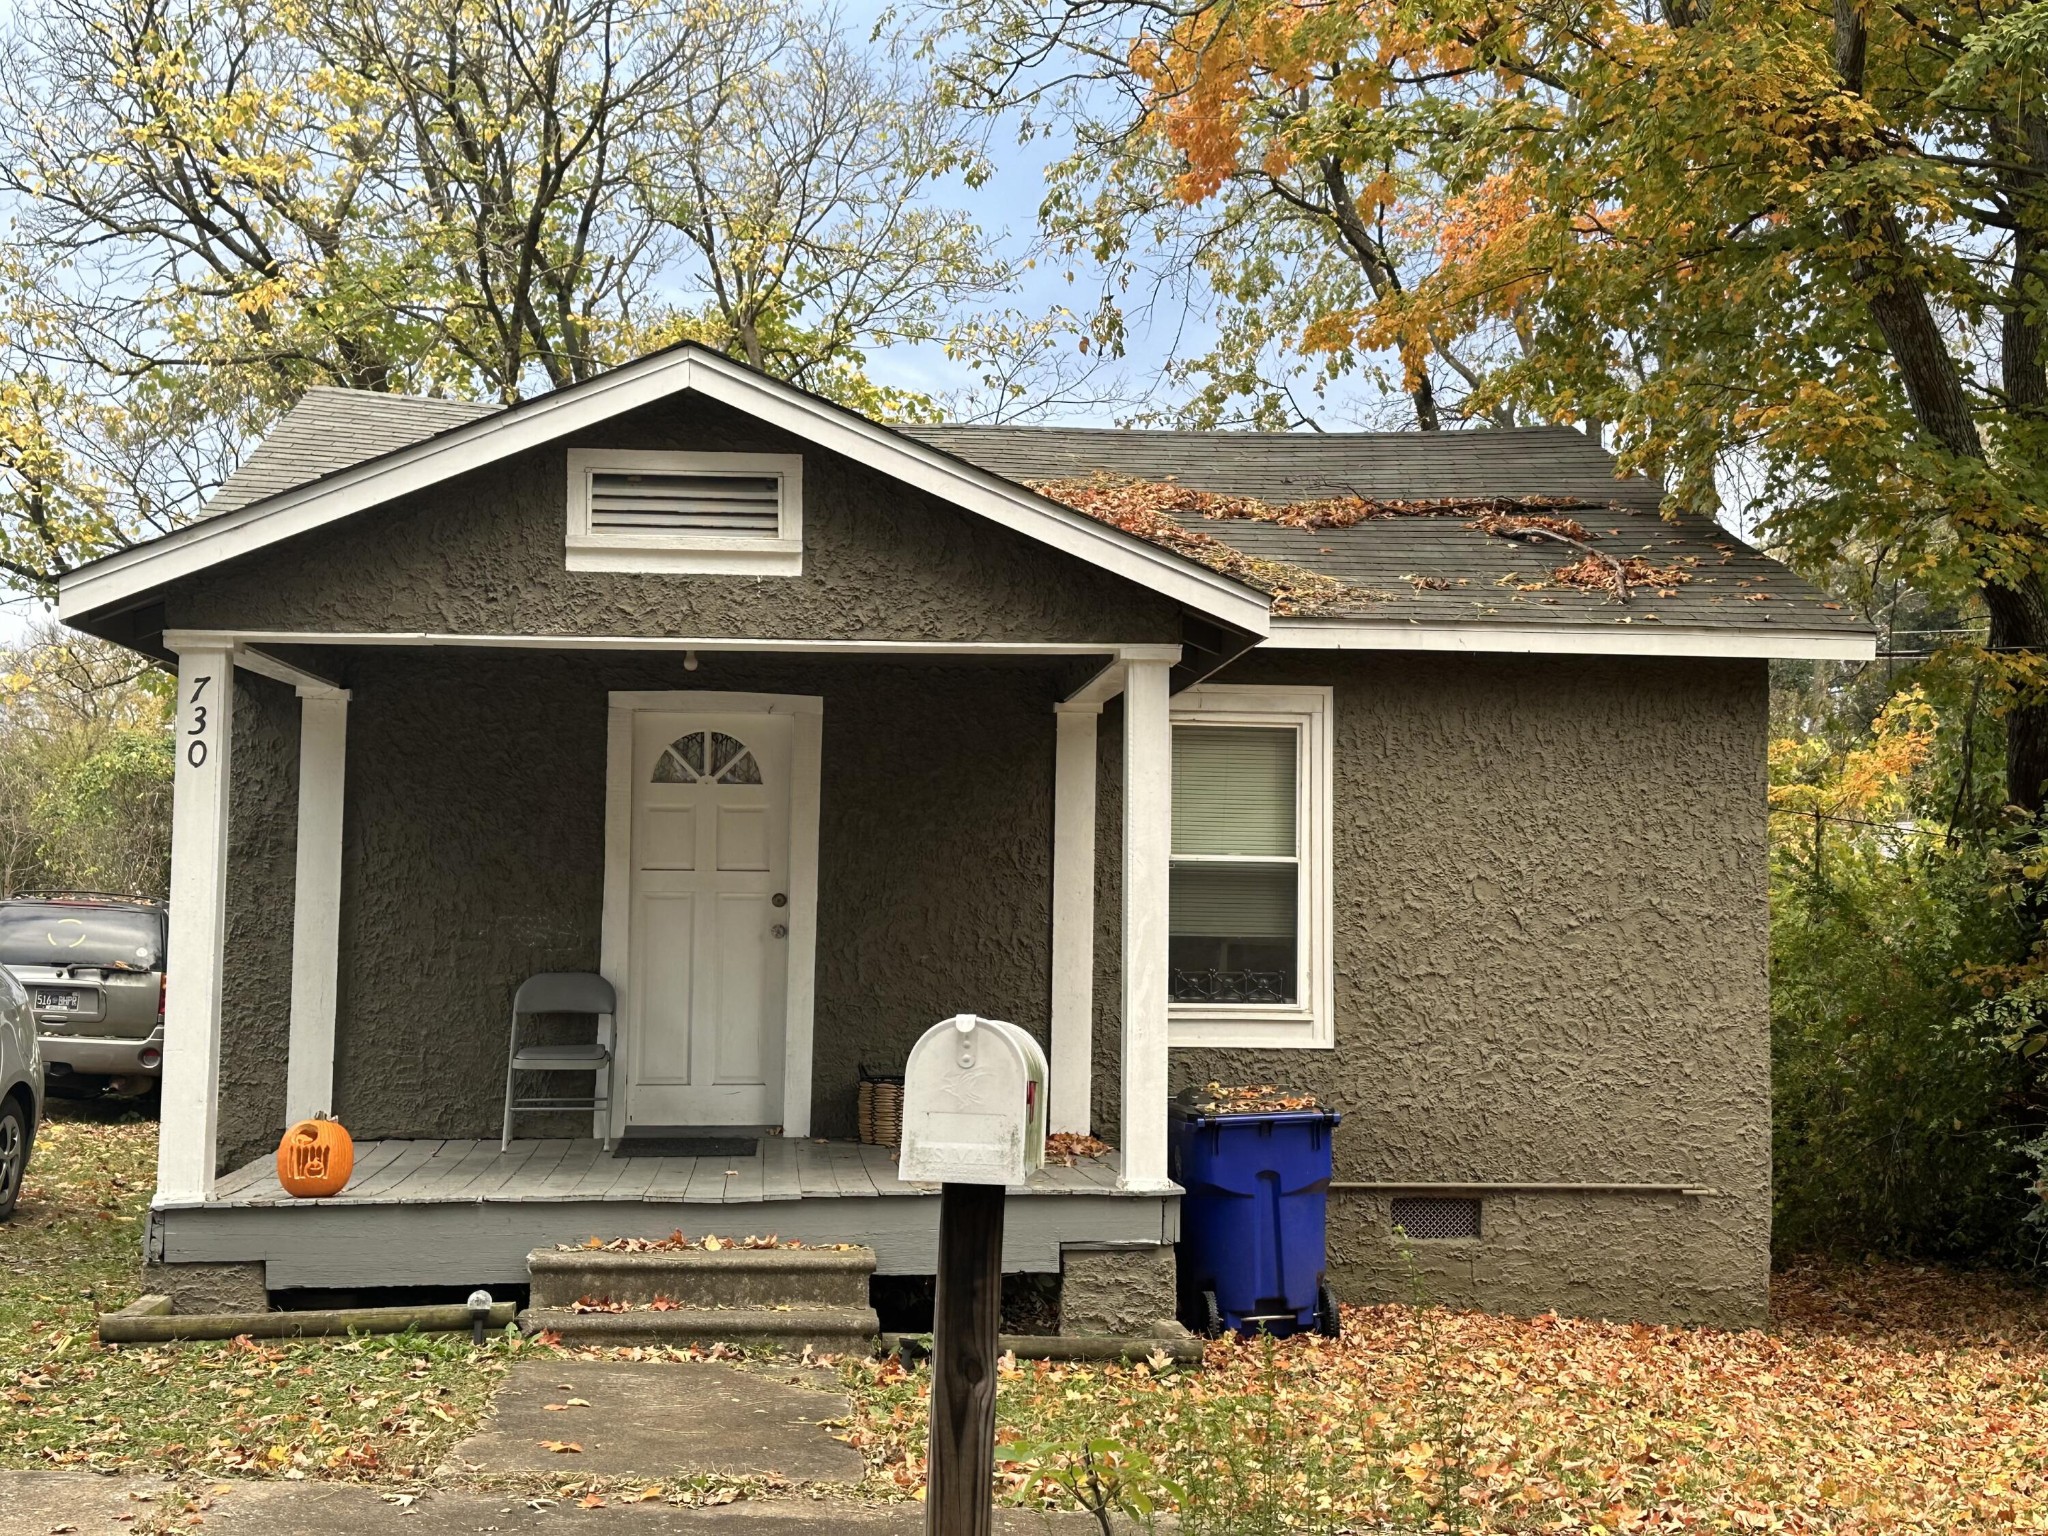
top-left (0, 905), bottom-right (163, 971)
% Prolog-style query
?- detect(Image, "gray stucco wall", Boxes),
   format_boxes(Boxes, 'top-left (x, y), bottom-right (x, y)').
top-left (164, 391), bottom-right (1184, 645)
top-left (218, 673), bottom-right (300, 1166)
top-left (212, 650), bottom-right (1073, 1169)
top-left (1089, 650), bottom-right (1771, 1328)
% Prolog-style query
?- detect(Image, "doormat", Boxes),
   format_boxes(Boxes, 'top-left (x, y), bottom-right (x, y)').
top-left (613, 1137), bottom-right (759, 1159)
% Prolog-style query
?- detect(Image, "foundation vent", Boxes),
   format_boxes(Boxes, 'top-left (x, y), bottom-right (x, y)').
top-left (1390, 1196), bottom-right (1481, 1241)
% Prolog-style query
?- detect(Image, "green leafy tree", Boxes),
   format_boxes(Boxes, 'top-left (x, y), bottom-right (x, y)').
top-left (944, 0), bottom-right (2048, 814)
top-left (0, 627), bottom-right (172, 897)
top-left (0, 0), bottom-right (1016, 593)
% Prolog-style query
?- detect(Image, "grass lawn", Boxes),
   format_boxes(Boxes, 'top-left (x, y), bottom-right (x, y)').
top-left (9, 1110), bottom-right (2048, 1531)
top-left (1, 1101), bottom-right (520, 1482)
top-left (844, 1269), bottom-right (2048, 1533)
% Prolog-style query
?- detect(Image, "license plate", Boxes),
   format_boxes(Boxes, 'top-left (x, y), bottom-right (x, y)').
top-left (35, 990), bottom-right (77, 1011)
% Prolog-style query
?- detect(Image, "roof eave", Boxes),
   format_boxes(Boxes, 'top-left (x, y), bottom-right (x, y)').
top-left (1267, 616), bottom-right (1876, 661)
top-left (57, 346), bottom-right (1270, 637)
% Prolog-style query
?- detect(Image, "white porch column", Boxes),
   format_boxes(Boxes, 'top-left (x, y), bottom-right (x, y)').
top-left (284, 688), bottom-right (349, 1123)
top-left (1119, 657), bottom-right (1173, 1189)
top-left (1050, 701), bottom-right (1101, 1135)
top-left (158, 645), bottom-right (234, 1203)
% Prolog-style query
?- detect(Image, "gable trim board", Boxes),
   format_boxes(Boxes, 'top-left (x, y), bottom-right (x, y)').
top-left (56, 345), bottom-right (1270, 636)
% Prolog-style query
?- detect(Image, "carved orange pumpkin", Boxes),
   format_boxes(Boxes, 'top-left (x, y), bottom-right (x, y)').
top-left (276, 1117), bottom-right (354, 1198)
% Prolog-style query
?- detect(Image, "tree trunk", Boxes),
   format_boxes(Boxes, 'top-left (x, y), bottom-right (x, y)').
top-left (1985, 576), bottom-right (2048, 815)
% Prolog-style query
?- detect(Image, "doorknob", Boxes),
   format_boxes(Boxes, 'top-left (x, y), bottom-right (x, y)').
top-left (771, 923), bottom-right (789, 939)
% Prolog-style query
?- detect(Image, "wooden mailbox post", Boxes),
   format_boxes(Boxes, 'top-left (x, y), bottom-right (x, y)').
top-left (899, 1015), bottom-right (1049, 1536)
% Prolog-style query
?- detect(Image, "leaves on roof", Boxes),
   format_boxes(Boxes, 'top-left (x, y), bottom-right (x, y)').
top-left (1029, 474), bottom-right (1712, 611)
top-left (1026, 475), bottom-right (1381, 614)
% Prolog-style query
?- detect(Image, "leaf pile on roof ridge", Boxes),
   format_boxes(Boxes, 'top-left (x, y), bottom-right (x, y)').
top-left (1552, 553), bottom-right (1697, 598)
top-left (1027, 474), bottom-right (1386, 614)
top-left (1471, 511), bottom-right (1598, 542)
top-left (1213, 491), bottom-right (1615, 531)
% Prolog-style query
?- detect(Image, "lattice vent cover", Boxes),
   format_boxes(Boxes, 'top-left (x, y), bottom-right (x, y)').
top-left (1390, 1196), bottom-right (1482, 1241)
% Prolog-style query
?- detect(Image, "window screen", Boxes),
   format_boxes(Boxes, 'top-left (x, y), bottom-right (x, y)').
top-left (1169, 724), bottom-right (1300, 1005)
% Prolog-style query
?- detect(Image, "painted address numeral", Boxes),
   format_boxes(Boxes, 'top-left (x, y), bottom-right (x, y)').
top-left (185, 675), bottom-right (213, 768)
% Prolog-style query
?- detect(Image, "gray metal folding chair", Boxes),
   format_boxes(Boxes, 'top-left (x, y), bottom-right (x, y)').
top-left (500, 972), bottom-right (616, 1151)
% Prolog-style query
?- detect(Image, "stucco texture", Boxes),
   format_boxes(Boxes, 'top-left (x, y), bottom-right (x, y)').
top-left (1089, 650), bottom-right (1771, 1328)
top-left (211, 650), bottom-right (1076, 1164)
top-left (164, 391), bottom-right (1184, 645)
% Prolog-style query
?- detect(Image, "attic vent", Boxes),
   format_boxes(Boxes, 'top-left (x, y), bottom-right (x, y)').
top-left (566, 449), bottom-right (803, 575)
top-left (1390, 1196), bottom-right (1481, 1241)
top-left (589, 471), bottom-right (782, 535)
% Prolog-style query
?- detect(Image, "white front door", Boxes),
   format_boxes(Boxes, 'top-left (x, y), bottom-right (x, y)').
top-left (625, 709), bottom-right (793, 1127)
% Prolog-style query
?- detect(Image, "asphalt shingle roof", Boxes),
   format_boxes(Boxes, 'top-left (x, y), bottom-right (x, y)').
top-left (909, 425), bottom-right (1861, 634)
top-left (205, 388), bottom-right (498, 515)
top-left (201, 390), bottom-right (1861, 637)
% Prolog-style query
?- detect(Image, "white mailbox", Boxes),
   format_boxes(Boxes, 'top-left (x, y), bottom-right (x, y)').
top-left (899, 1014), bottom-right (1049, 1186)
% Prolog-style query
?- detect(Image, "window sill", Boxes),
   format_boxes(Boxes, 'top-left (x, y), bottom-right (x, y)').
top-left (1168, 1005), bottom-right (1332, 1050)
top-left (565, 536), bottom-right (803, 576)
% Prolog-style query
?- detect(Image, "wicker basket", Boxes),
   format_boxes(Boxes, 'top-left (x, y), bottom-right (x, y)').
top-left (857, 1071), bottom-right (904, 1147)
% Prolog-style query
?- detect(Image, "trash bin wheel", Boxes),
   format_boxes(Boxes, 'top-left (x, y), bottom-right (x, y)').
top-left (1200, 1289), bottom-right (1225, 1340)
top-left (1315, 1281), bottom-right (1341, 1339)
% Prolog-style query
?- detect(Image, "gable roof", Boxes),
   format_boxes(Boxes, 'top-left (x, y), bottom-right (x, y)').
top-left (910, 426), bottom-right (1870, 656)
top-left (55, 344), bottom-right (1270, 635)
top-left (57, 346), bottom-right (1871, 660)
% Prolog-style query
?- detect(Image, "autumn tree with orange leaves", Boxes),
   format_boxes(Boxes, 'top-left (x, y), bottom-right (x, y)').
top-left (943, 0), bottom-right (2048, 815)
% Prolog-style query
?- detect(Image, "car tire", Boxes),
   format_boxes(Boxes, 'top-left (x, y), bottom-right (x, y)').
top-left (0, 1097), bottom-right (29, 1221)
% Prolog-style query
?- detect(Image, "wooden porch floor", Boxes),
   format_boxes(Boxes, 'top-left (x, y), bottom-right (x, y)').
top-left (164, 1137), bottom-right (1176, 1289)
top-left (208, 1136), bottom-right (1142, 1209)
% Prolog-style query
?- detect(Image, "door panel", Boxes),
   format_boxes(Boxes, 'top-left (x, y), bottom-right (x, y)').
top-left (715, 807), bottom-right (770, 871)
top-left (641, 807), bottom-right (697, 870)
top-left (625, 709), bottom-right (792, 1127)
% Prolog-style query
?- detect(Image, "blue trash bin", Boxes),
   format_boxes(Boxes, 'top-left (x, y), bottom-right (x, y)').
top-left (1171, 1092), bottom-right (1342, 1338)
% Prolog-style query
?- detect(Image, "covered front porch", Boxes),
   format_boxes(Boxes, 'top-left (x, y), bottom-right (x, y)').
top-left (150, 1134), bottom-right (1177, 1289)
top-left (152, 631), bottom-right (1203, 1252)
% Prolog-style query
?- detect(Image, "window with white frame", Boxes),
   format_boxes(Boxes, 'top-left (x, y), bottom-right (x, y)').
top-left (565, 448), bottom-right (803, 575)
top-left (1168, 685), bottom-right (1333, 1049)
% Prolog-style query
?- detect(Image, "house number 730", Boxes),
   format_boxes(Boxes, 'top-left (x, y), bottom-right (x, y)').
top-left (185, 675), bottom-right (213, 769)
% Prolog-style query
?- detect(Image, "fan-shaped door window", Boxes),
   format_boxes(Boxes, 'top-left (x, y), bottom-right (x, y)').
top-left (653, 730), bottom-right (764, 785)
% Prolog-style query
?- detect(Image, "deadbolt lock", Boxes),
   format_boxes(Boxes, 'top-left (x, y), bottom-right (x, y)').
top-left (771, 892), bottom-right (787, 907)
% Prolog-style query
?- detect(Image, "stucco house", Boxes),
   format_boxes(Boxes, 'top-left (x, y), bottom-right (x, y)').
top-left (57, 343), bottom-right (1872, 1330)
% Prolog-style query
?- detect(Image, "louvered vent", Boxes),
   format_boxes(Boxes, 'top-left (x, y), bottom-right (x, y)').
top-left (1390, 1196), bottom-right (1482, 1241)
top-left (588, 471), bottom-right (782, 537)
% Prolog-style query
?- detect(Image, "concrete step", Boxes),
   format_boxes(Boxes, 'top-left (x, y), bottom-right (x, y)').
top-left (527, 1245), bottom-right (877, 1310)
top-left (519, 1303), bottom-right (881, 1353)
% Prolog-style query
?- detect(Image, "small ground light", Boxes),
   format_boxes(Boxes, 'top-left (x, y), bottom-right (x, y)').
top-left (467, 1289), bottom-right (494, 1344)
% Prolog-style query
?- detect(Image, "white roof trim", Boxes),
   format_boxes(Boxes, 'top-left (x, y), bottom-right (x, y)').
top-left (161, 628), bottom-right (1187, 661)
top-left (1269, 618), bottom-right (1875, 661)
top-left (57, 347), bottom-right (1270, 635)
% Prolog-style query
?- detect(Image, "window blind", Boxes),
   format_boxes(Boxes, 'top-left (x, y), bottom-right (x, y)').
top-left (1171, 725), bottom-right (1297, 857)
top-left (1169, 862), bottom-right (1297, 939)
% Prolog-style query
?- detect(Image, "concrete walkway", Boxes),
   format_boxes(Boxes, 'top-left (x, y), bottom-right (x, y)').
top-left (0, 1358), bottom-right (1118, 1533)
top-left (0, 1473), bottom-right (1106, 1534)
top-left (442, 1361), bottom-right (866, 1484)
